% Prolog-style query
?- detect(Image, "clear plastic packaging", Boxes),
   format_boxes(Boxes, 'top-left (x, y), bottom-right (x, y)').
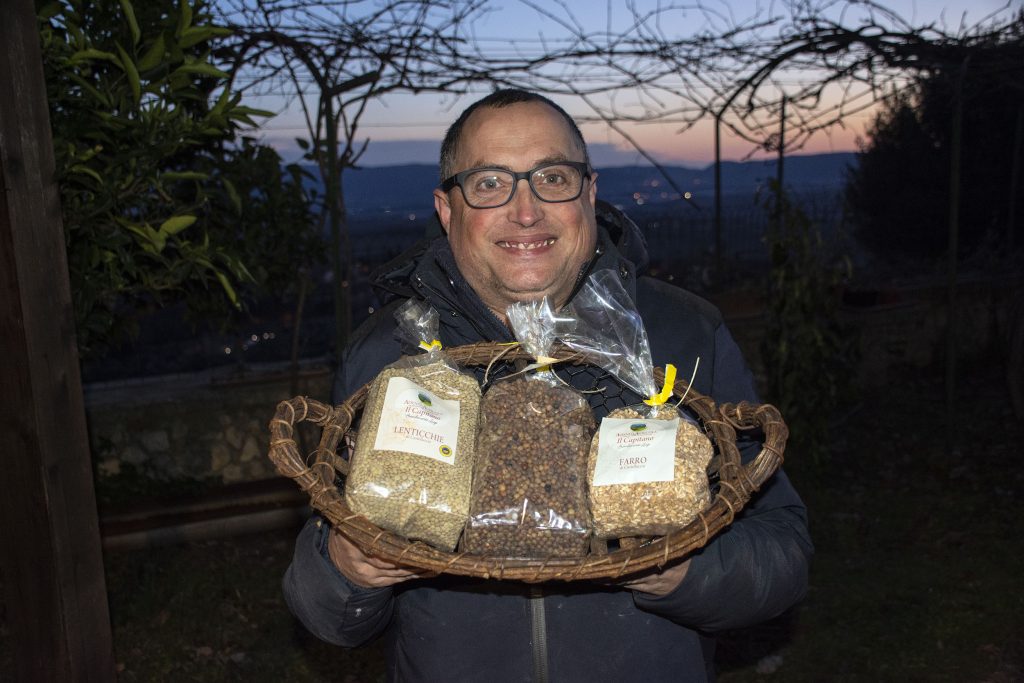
top-left (558, 270), bottom-right (712, 539)
top-left (463, 298), bottom-right (594, 558)
top-left (346, 299), bottom-right (481, 551)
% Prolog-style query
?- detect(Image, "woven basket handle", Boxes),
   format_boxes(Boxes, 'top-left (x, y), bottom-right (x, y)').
top-left (267, 396), bottom-right (354, 511)
top-left (718, 401), bottom-right (789, 493)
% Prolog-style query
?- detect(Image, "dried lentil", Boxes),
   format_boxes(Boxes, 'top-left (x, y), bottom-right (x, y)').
top-left (346, 362), bottom-right (481, 551)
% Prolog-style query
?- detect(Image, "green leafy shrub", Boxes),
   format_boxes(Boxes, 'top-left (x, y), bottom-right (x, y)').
top-left (760, 183), bottom-right (858, 466)
top-left (38, 0), bottom-right (319, 357)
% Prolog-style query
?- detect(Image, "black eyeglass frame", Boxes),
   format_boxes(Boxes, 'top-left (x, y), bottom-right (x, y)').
top-left (439, 160), bottom-right (592, 209)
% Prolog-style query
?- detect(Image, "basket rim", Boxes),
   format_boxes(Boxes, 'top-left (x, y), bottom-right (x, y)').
top-left (267, 341), bottom-right (787, 582)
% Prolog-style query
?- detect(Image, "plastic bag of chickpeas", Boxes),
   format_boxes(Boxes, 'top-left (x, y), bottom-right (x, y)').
top-left (463, 297), bottom-right (594, 559)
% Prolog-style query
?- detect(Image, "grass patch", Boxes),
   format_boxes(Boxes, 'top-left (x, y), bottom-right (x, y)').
top-left (717, 360), bottom-right (1024, 681)
top-left (105, 532), bottom-right (385, 682)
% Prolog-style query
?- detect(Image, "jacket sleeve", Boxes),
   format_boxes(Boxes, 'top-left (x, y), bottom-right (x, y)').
top-left (633, 324), bottom-right (813, 631)
top-left (283, 309), bottom-right (404, 646)
top-left (282, 515), bottom-right (395, 646)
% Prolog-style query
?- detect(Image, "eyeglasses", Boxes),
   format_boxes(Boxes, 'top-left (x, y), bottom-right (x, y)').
top-left (440, 161), bottom-right (591, 209)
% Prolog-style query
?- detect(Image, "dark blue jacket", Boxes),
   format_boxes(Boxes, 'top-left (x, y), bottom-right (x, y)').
top-left (283, 204), bottom-right (812, 682)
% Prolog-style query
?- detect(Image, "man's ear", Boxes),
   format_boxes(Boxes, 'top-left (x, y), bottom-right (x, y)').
top-left (433, 188), bottom-right (452, 235)
top-left (587, 172), bottom-right (598, 208)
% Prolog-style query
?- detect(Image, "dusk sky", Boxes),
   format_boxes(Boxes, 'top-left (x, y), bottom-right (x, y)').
top-left (247, 0), bottom-right (1020, 168)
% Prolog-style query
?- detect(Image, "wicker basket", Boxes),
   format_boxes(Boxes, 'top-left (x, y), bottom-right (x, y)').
top-left (267, 342), bottom-right (788, 582)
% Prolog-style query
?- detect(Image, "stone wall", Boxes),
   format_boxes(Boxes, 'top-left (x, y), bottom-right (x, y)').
top-left (85, 363), bottom-right (332, 486)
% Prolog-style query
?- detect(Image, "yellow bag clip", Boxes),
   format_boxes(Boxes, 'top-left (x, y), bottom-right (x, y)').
top-left (644, 363), bottom-right (677, 406)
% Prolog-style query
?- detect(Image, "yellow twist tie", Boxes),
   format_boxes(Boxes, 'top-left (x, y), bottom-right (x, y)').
top-left (535, 355), bottom-right (559, 373)
top-left (418, 339), bottom-right (442, 351)
top-left (644, 363), bottom-right (677, 406)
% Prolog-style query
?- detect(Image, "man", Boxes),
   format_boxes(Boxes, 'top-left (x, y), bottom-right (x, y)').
top-left (283, 89), bottom-right (812, 682)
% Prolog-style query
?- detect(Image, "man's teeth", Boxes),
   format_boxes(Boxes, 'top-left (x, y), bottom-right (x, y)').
top-left (498, 239), bottom-right (555, 250)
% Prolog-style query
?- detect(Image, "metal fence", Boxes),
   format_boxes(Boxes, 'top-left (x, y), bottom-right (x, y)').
top-left (640, 191), bottom-right (846, 268)
top-left (347, 189), bottom-right (848, 284)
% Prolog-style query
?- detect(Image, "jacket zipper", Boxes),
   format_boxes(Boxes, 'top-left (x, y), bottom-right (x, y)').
top-left (530, 586), bottom-right (548, 683)
top-left (411, 273), bottom-right (509, 342)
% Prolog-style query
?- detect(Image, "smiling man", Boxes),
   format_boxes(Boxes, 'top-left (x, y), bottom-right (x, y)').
top-left (282, 89), bottom-right (812, 683)
top-left (433, 96), bottom-right (598, 320)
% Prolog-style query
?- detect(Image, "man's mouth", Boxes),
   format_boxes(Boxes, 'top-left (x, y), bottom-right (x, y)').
top-left (496, 238), bottom-right (556, 250)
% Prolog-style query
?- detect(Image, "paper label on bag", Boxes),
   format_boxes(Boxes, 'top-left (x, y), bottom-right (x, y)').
top-left (592, 417), bottom-right (678, 486)
top-left (374, 376), bottom-right (459, 464)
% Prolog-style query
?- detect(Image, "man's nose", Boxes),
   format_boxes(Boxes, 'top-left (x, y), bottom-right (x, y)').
top-left (507, 178), bottom-right (543, 225)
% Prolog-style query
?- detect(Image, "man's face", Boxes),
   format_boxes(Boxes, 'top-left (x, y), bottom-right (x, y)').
top-left (433, 101), bottom-right (598, 321)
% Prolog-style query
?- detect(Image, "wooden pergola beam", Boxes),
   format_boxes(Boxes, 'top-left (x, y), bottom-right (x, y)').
top-left (0, 0), bottom-right (116, 680)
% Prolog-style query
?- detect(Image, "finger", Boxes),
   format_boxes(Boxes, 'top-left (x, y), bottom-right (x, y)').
top-left (357, 567), bottom-right (427, 586)
top-left (360, 556), bottom-right (422, 572)
top-left (359, 555), bottom-right (401, 569)
top-left (355, 560), bottom-right (428, 578)
top-left (360, 566), bottom-right (418, 579)
top-left (359, 573), bottom-right (418, 588)
top-left (620, 576), bottom-right (657, 590)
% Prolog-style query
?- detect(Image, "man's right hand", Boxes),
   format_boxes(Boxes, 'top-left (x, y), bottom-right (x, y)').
top-left (327, 527), bottom-right (426, 588)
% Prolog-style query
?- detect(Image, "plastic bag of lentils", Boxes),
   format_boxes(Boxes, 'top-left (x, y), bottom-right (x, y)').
top-left (463, 297), bottom-right (595, 559)
top-left (557, 270), bottom-right (712, 539)
top-left (346, 299), bottom-right (481, 551)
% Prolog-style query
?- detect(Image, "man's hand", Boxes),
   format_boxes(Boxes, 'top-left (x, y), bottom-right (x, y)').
top-left (327, 528), bottom-right (426, 589)
top-left (619, 559), bottom-right (691, 597)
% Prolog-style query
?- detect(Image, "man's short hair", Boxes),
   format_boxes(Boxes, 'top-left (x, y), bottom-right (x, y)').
top-left (439, 89), bottom-right (590, 181)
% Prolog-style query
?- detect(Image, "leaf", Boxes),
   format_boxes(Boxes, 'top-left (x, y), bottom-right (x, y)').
top-left (159, 215), bottom-right (196, 235)
top-left (210, 85), bottom-right (232, 117)
top-left (123, 222), bottom-right (166, 253)
top-left (162, 171), bottom-right (208, 182)
top-left (228, 105), bottom-right (274, 118)
top-left (69, 49), bottom-right (118, 64)
top-left (222, 178), bottom-right (242, 215)
top-left (214, 271), bottom-right (240, 307)
top-left (119, 0), bottom-right (141, 47)
top-left (173, 62), bottom-right (229, 80)
top-left (231, 115), bottom-right (258, 128)
top-left (69, 164), bottom-right (104, 183)
top-left (115, 43), bottom-right (141, 105)
top-left (179, 0), bottom-right (193, 34)
top-left (137, 34), bottom-right (166, 72)
top-left (178, 26), bottom-right (231, 49)
top-left (37, 2), bottom-right (62, 20)
top-left (233, 260), bottom-right (255, 283)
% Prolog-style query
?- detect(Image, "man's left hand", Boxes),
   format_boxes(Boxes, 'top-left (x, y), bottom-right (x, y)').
top-left (619, 559), bottom-right (691, 596)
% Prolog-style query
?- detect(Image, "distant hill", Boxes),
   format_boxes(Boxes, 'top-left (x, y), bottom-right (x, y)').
top-left (594, 152), bottom-right (857, 210)
top-left (315, 151), bottom-right (857, 216)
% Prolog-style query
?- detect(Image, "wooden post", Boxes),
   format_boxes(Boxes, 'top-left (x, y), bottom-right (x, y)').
top-left (1007, 106), bottom-right (1022, 251)
top-left (714, 111), bottom-right (723, 286)
top-left (0, 1), bottom-right (116, 680)
top-left (775, 96), bottom-right (786, 234)
top-left (944, 58), bottom-right (969, 453)
top-left (777, 97), bottom-right (786, 193)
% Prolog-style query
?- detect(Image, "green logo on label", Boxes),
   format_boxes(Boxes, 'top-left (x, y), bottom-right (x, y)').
top-left (629, 423), bottom-right (647, 432)
top-left (439, 445), bottom-right (452, 457)
top-left (417, 393), bottom-right (433, 406)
